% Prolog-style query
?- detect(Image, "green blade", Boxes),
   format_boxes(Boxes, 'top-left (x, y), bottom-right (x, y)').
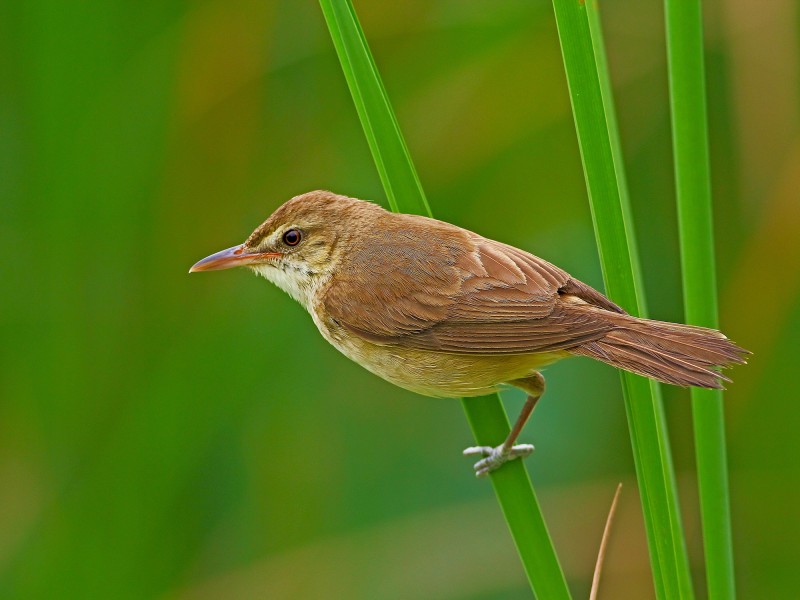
top-left (318, 0), bottom-right (429, 216)
top-left (665, 0), bottom-right (736, 597)
top-left (318, 1), bottom-right (571, 597)
top-left (551, 0), bottom-right (694, 597)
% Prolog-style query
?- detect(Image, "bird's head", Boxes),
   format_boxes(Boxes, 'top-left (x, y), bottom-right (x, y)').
top-left (190, 190), bottom-right (380, 306)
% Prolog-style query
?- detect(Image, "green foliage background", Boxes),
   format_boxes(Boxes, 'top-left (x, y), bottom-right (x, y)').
top-left (1, 1), bottom-right (797, 598)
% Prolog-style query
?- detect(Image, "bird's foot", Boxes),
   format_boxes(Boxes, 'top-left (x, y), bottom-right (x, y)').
top-left (463, 443), bottom-right (535, 478)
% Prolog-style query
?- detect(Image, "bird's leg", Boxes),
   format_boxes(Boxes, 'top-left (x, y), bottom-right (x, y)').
top-left (463, 372), bottom-right (544, 478)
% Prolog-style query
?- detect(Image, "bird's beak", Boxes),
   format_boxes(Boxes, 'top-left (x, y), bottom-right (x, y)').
top-left (189, 245), bottom-right (281, 273)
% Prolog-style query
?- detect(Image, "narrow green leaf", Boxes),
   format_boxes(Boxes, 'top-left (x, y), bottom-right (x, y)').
top-left (318, 1), bottom-right (571, 597)
top-left (317, 0), bottom-right (429, 217)
top-left (587, 5), bottom-right (694, 596)
top-left (665, 1), bottom-right (736, 597)
top-left (550, 1), bottom-right (694, 597)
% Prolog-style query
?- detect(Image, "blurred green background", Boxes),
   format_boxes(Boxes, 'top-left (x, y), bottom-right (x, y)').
top-left (2, 0), bottom-right (798, 598)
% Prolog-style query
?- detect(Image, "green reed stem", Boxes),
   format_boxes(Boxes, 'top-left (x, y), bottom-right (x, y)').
top-left (665, 1), bottom-right (736, 597)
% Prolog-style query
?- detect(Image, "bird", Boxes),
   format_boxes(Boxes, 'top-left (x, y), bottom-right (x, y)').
top-left (190, 190), bottom-right (748, 477)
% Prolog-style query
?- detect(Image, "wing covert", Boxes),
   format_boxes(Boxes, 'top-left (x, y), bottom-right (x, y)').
top-left (321, 219), bottom-right (614, 354)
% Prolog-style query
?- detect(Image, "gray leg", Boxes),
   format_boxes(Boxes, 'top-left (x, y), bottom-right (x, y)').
top-left (463, 372), bottom-right (544, 478)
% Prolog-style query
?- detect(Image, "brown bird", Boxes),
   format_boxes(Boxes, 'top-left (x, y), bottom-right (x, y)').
top-left (190, 191), bottom-right (748, 477)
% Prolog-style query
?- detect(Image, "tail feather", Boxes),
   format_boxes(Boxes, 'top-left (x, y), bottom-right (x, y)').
top-left (570, 311), bottom-right (749, 389)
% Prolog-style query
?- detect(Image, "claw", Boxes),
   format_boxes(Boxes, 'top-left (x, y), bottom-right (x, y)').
top-left (463, 443), bottom-right (535, 477)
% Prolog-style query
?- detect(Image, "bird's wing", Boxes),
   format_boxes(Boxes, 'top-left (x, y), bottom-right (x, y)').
top-left (322, 224), bottom-right (621, 355)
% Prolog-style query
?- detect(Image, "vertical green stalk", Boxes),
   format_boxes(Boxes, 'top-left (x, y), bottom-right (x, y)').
top-left (550, 1), bottom-right (694, 597)
top-left (665, 1), bottom-right (736, 597)
top-left (588, 7), bottom-right (694, 596)
top-left (318, 1), bottom-right (571, 597)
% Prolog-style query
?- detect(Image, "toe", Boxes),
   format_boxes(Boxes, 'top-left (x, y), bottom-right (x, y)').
top-left (473, 457), bottom-right (494, 478)
top-left (475, 466), bottom-right (492, 478)
top-left (463, 446), bottom-right (493, 457)
top-left (510, 444), bottom-right (535, 458)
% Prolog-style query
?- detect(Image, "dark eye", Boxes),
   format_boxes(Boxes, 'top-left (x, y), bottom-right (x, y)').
top-left (282, 228), bottom-right (302, 246)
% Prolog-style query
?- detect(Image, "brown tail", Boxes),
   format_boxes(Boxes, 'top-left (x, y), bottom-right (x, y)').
top-left (570, 311), bottom-right (749, 389)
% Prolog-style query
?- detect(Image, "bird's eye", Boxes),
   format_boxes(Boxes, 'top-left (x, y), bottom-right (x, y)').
top-left (282, 228), bottom-right (302, 247)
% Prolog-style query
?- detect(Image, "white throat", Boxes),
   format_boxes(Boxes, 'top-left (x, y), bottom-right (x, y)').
top-left (251, 264), bottom-right (321, 312)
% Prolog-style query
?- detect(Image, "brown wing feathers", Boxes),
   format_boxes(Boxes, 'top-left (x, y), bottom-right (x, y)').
top-left (323, 218), bottom-right (747, 389)
top-left (326, 225), bottom-right (609, 350)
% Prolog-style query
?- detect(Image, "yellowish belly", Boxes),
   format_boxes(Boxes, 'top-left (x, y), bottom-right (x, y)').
top-left (312, 313), bottom-right (567, 397)
top-left (354, 345), bottom-right (568, 398)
